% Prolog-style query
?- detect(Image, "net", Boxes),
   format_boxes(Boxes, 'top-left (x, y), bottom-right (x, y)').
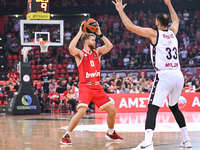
top-left (39, 41), bottom-right (50, 53)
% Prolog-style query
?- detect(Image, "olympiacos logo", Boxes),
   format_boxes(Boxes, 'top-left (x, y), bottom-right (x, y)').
top-left (178, 96), bottom-right (187, 108)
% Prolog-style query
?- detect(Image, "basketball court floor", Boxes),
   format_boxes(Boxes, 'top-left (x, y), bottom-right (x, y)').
top-left (0, 111), bottom-right (199, 150)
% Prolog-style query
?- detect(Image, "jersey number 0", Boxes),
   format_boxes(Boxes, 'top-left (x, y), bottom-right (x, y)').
top-left (90, 60), bottom-right (94, 67)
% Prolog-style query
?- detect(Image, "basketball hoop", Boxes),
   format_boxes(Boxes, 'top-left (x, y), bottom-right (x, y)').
top-left (39, 41), bottom-right (50, 53)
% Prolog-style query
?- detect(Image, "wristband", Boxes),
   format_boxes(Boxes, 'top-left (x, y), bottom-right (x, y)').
top-left (99, 33), bottom-right (104, 38)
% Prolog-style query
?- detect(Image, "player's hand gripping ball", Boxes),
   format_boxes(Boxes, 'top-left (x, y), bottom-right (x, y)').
top-left (82, 18), bottom-right (98, 33)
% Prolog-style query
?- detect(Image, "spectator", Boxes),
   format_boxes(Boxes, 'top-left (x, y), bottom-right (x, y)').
top-left (195, 80), bottom-right (200, 92)
top-left (56, 83), bottom-right (65, 94)
top-left (179, 49), bottom-right (188, 61)
top-left (123, 55), bottom-right (130, 68)
top-left (132, 74), bottom-right (138, 85)
top-left (120, 84), bottom-right (129, 93)
top-left (64, 30), bottom-right (72, 43)
top-left (49, 87), bottom-right (61, 113)
top-left (2, 81), bottom-right (13, 99)
top-left (111, 51), bottom-right (118, 68)
top-left (40, 71), bottom-right (51, 102)
top-left (47, 63), bottom-right (55, 79)
top-left (66, 76), bottom-right (74, 86)
top-left (67, 60), bottom-right (75, 76)
top-left (41, 64), bottom-right (48, 75)
top-left (73, 76), bottom-right (79, 87)
top-left (7, 68), bottom-right (16, 82)
top-left (49, 79), bottom-right (58, 90)
top-left (105, 59), bottom-right (112, 69)
top-left (11, 41), bottom-right (18, 55)
top-left (66, 88), bottom-right (77, 113)
top-left (14, 79), bottom-right (19, 93)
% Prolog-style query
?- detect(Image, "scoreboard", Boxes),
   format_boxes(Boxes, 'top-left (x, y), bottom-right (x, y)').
top-left (27, 0), bottom-right (50, 20)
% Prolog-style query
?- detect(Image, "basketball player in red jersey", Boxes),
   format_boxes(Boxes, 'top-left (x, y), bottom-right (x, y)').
top-left (60, 22), bottom-right (123, 145)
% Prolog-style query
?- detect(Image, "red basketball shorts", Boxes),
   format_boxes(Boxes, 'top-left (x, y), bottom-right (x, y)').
top-left (78, 83), bottom-right (113, 111)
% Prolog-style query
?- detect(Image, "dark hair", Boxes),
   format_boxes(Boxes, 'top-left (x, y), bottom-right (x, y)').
top-left (81, 33), bottom-right (96, 44)
top-left (157, 13), bottom-right (169, 27)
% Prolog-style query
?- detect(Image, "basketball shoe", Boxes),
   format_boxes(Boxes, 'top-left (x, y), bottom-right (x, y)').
top-left (180, 140), bottom-right (192, 148)
top-left (131, 141), bottom-right (154, 150)
top-left (60, 134), bottom-right (72, 145)
top-left (105, 130), bottom-right (123, 141)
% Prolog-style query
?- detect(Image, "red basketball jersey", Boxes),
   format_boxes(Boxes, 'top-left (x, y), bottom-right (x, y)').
top-left (78, 50), bottom-right (101, 83)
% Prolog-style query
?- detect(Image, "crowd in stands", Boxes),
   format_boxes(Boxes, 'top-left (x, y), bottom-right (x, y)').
top-left (1, 2), bottom-right (200, 111)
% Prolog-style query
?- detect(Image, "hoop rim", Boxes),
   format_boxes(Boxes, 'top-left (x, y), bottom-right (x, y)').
top-left (39, 41), bottom-right (50, 53)
top-left (39, 40), bottom-right (50, 46)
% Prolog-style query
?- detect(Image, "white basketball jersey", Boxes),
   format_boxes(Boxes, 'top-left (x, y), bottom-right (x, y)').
top-left (150, 30), bottom-right (180, 71)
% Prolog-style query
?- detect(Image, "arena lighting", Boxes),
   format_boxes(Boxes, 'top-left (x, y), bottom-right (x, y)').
top-left (83, 13), bottom-right (88, 16)
top-left (50, 14), bottom-right (54, 17)
top-left (15, 14), bottom-right (19, 17)
top-left (1, 65), bottom-right (4, 68)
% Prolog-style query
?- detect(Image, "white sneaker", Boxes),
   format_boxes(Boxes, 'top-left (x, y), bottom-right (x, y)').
top-left (180, 140), bottom-right (192, 148)
top-left (131, 141), bottom-right (154, 150)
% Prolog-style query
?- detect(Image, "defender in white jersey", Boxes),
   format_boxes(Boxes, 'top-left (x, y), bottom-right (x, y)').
top-left (113, 0), bottom-right (192, 149)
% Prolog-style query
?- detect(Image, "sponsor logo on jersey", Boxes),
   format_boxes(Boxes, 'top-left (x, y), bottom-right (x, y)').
top-left (86, 70), bottom-right (100, 78)
top-left (165, 63), bottom-right (178, 68)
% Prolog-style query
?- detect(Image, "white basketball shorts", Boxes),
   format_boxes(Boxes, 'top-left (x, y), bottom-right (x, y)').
top-left (149, 69), bottom-right (184, 107)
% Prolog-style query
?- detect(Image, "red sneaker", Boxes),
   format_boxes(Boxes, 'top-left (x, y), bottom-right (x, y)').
top-left (60, 134), bottom-right (72, 145)
top-left (56, 110), bottom-right (60, 113)
top-left (105, 130), bottom-right (123, 141)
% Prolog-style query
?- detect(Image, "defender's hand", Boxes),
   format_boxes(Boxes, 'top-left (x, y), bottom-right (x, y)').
top-left (164, 0), bottom-right (171, 6)
top-left (112, 0), bottom-right (127, 12)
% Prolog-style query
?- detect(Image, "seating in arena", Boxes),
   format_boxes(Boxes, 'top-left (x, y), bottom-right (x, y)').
top-left (0, 0), bottom-right (199, 113)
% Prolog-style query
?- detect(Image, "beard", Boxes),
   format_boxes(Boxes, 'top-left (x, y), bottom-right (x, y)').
top-left (88, 43), bottom-right (95, 50)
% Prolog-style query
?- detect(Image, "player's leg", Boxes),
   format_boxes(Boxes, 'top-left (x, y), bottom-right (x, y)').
top-left (104, 104), bottom-right (116, 131)
top-left (61, 83), bottom-right (91, 145)
top-left (104, 104), bottom-right (123, 141)
top-left (93, 85), bottom-right (123, 141)
top-left (60, 106), bottom-right (88, 145)
top-left (131, 73), bottom-right (169, 150)
top-left (169, 74), bottom-right (192, 148)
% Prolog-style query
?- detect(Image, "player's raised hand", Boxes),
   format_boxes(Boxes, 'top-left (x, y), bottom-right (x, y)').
top-left (112, 0), bottom-right (127, 12)
top-left (79, 22), bottom-right (85, 34)
top-left (164, 0), bottom-right (172, 6)
top-left (95, 22), bottom-right (102, 35)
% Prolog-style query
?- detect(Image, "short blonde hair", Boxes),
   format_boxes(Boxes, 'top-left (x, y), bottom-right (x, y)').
top-left (81, 33), bottom-right (96, 44)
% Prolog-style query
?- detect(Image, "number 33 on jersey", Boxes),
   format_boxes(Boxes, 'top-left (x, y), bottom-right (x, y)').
top-left (150, 30), bottom-right (180, 70)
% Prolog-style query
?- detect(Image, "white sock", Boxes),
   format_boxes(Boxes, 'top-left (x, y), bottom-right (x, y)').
top-left (144, 129), bottom-right (154, 144)
top-left (181, 127), bottom-right (190, 142)
top-left (108, 128), bottom-right (114, 134)
top-left (65, 130), bottom-right (71, 136)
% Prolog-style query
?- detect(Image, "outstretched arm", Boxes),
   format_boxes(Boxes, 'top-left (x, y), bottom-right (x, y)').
top-left (68, 23), bottom-right (84, 57)
top-left (164, 0), bottom-right (179, 35)
top-left (112, 0), bottom-right (157, 39)
top-left (96, 23), bottom-right (113, 57)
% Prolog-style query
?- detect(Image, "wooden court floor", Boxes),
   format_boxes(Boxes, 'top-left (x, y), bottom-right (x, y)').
top-left (0, 112), bottom-right (200, 150)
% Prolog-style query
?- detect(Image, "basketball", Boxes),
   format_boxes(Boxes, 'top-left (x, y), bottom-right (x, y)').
top-left (82, 18), bottom-right (98, 33)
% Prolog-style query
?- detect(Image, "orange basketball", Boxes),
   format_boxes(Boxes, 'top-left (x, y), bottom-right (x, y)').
top-left (82, 18), bottom-right (98, 33)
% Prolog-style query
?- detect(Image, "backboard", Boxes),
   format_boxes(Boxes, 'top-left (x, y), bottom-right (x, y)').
top-left (20, 20), bottom-right (64, 46)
